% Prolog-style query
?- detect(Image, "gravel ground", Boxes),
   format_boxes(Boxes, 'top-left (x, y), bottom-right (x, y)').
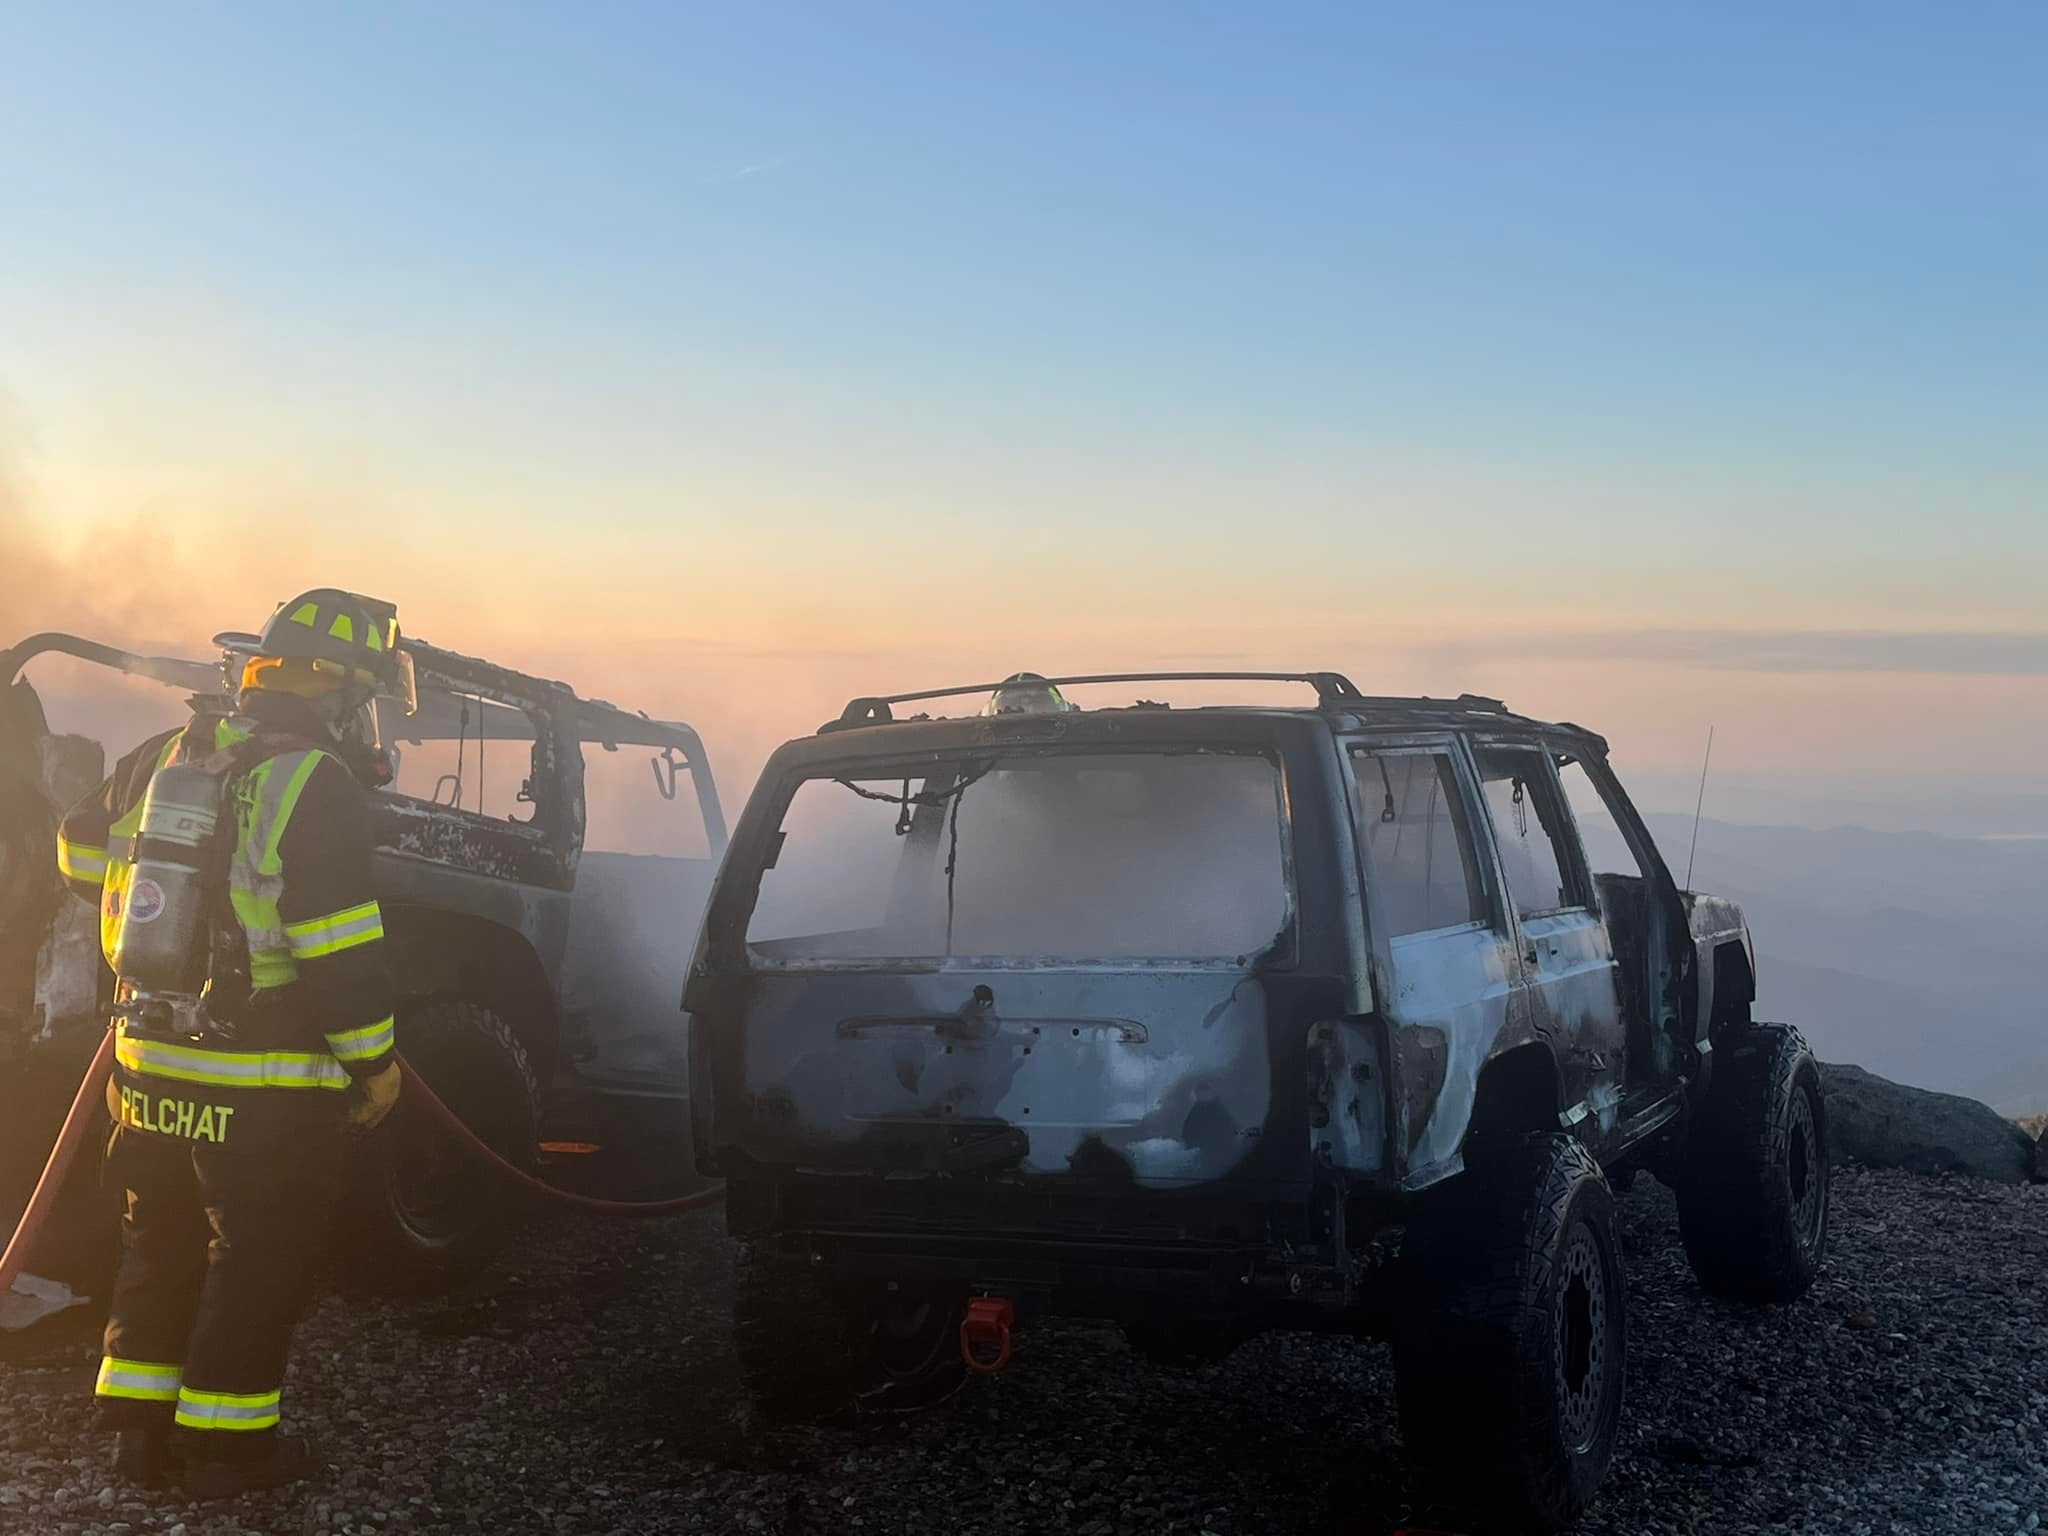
top-left (1, 1165), bottom-right (2043, 1536)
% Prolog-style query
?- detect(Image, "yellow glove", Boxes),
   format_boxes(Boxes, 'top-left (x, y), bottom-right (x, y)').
top-left (347, 1061), bottom-right (403, 1130)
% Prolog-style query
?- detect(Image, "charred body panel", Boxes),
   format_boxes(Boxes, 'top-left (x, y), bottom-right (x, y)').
top-left (1687, 891), bottom-right (1755, 1049)
top-left (735, 969), bottom-right (1277, 1186)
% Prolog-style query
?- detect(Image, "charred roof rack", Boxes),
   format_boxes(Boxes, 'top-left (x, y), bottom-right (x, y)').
top-left (1337, 691), bottom-right (1509, 716)
top-left (1, 632), bottom-right (222, 695)
top-left (825, 671), bottom-right (1365, 731)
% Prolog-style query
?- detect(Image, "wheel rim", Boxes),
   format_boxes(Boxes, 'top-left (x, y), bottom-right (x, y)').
top-left (385, 1080), bottom-right (519, 1250)
top-left (1787, 1081), bottom-right (1826, 1254)
top-left (385, 1112), bottom-right (471, 1248)
top-left (1556, 1221), bottom-right (1612, 1455)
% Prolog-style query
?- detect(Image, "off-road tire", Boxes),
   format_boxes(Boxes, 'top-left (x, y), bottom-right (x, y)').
top-left (1677, 1022), bottom-right (1828, 1304)
top-left (341, 1000), bottom-right (539, 1293)
top-left (1395, 1134), bottom-right (1626, 1532)
top-left (734, 1245), bottom-right (966, 1424)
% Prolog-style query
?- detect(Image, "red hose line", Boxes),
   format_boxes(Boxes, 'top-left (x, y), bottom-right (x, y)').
top-left (393, 1056), bottom-right (727, 1218)
top-left (0, 1029), bottom-right (116, 1300)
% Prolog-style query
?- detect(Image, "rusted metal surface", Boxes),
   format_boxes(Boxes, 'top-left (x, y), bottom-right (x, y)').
top-left (1306, 1016), bottom-right (1386, 1174)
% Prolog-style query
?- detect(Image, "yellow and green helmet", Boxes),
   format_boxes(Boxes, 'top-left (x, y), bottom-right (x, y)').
top-left (984, 671), bottom-right (1078, 716)
top-left (216, 588), bottom-right (411, 702)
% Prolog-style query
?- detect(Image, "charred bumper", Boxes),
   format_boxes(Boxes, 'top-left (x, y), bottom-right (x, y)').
top-left (724, 1168), bottom-right (1337, 1323)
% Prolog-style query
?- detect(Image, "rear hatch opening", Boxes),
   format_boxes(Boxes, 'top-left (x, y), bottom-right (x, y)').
top-left (730, 747), bottom-right (1296, 1189)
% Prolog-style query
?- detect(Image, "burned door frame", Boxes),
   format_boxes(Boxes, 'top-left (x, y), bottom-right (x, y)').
top-left (1467, 737), bottom-right (1628, 1153)
top-left (1548, 744), bottom-right (1701, 1100)
top-left (372, 673), bottom-right (578, 895)
top-left (373, 651), bottom-right (730, 1094)
top-left (557, 702), bottom-right (728, 1096)
top-left (1339, 731), bottom-right (1523, 1188)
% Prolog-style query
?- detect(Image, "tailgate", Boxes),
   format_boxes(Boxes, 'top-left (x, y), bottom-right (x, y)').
top-left (732, 967), bottom-right (1272, 1188)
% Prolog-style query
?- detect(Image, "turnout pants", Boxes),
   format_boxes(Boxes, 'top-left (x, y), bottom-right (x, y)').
top-left (94, 1112), bottom-right (342, 1462)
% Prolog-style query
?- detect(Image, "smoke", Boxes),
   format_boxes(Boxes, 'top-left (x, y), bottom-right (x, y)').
top-left (751, 752), bottom-right (1290, 963)
top-left (0, 395), bottom-right (192, 648)
top-left (0, 474), bottom-right (207, 751)
top-left (0, 409), bottom-right (87, 641)
top-left (0, 420), bottom-right (174, 751)
top-left (0, 396), bottom-right (430, 753)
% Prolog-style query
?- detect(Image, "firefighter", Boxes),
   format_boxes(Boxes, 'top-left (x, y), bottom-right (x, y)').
top-left (54, 589), bottom-right (410, 1497)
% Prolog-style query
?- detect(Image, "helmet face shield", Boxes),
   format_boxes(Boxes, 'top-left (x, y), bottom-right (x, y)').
top-left (382, 648), bottom-right (418, 717)
top-left (345, 699), bottom-right (398, 789)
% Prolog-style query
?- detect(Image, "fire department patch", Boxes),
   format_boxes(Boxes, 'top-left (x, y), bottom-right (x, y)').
top-left (127, 879), bottom-right (166, 924)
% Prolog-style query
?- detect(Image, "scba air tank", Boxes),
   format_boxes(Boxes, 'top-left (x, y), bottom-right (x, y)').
top-left (108, 757), bottom-right (226, 999)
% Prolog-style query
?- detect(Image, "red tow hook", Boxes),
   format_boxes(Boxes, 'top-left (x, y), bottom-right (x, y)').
top-left (960, 1296), bottom-right (1015, 1373)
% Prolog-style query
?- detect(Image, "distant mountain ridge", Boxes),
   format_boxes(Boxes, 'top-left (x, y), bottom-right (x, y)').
top-left (1587, 814), bottom-right (2047, 1116)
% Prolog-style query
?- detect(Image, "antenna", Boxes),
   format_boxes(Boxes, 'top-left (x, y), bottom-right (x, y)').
top-left (1684, 725), bottom-right (1715, 892)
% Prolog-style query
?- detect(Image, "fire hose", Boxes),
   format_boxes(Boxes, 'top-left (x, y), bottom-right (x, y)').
top-left (2, 1038), bottom-right (726, 1302)
top-left (397, 1059), bottom-right (727, 1217)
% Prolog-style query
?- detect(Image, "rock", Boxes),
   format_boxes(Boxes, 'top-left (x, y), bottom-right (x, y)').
top-left (2017, 1114), bottom-right (2047, 1180)
top-left (1821, 1063), bottom-right (2040, 1184)
top-left (0, 1274), bottom-right (89, 1334)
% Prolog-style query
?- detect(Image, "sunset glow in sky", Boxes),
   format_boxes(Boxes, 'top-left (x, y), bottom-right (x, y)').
top-left (3, 5), bottom-right (2043, 826)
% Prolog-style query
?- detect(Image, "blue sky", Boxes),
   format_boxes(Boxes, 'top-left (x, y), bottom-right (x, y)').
top-left (2, 4), bottom-right (2044, 805)
top-left (8, 5), bottom-right (2043, 505)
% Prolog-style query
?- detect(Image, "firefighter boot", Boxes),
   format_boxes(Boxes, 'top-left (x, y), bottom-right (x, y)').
top-left (180, 1437), bottom-right (319, 1500)
top-left (111, 1425), bottom-right (178, 1490)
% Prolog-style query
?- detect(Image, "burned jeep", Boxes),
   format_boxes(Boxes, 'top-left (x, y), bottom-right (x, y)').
top-left (687, 671), bottom-right (1827, 1531)
top-left (2, 629), bottom-right (726, 1294)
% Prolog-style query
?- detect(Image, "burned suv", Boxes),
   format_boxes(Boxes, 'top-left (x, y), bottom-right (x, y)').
top-left (688, 672), bottom-right (1828, 1531)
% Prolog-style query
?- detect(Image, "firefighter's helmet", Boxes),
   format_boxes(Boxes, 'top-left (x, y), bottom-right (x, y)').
top-left (215, 589), bottom-right (415, 712)
top-left (984, 672), bottom-right (1077, 716)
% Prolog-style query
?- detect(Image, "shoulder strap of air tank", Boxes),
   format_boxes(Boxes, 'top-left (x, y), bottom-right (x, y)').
top-left (162, 716), bottom-right (215, 770)
top-left (195, 727), bottom-right (327, 782)
top-left (163, 707), bottom-right (254, 774)
top-left (192, 727), bottom-right (330, 996)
